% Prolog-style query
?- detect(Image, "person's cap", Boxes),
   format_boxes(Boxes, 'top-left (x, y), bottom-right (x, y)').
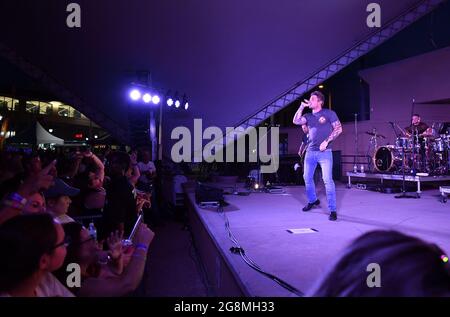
top-left (44, 178), bottom-right (80, 198)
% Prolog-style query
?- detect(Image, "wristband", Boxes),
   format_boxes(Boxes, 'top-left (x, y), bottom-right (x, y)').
top-left (2, 199), bottom-right (25, 210)
top-left (135, 243), bottom-right (148, 252)
top-left (8, 192), bottom-right (27, 205)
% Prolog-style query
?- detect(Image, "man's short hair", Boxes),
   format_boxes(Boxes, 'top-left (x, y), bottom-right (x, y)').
top-left (413, 114), bottom-right (421, 118)
top-left (311, 91), bottom-right (325, 104)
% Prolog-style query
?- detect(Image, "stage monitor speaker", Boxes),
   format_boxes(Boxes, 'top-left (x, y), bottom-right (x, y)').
top-left (195, 182), bottom-right (224, 204)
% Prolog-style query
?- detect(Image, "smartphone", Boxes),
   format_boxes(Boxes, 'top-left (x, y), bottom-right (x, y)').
top-left (121, 213), bottom-right (143, 247)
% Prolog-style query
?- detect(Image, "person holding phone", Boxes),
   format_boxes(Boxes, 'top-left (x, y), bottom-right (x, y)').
top-left (54, 222), bottom-right (155, 297)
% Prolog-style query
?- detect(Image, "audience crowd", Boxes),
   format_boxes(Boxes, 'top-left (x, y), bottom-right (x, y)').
top-left (0, 147), bottom-right (156, 297)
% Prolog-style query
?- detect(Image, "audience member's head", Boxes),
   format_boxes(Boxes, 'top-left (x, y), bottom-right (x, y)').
top-left (106, 151), bottom-right (130, 177)
top-left (87, 171), bottom-right (103, 190)
top-left (0, 214), bottom-right (67, 295)
top-left (140, 150), bottom-right (151, 164)
top-left (54, 222), bottom-right (98, 290)
top-left (76, 169), bottom-right (102, 192)
top-left (23, 192), bottom-right (46, 214)
top-left (44, 178), bottom-right (80, 217)
top-left (308, 230), bottom-right (450, 297)
top-left (61, 222), bottom-right (98, 268)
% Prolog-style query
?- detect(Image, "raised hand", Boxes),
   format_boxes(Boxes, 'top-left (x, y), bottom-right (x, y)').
top-left (107, 230), bottom-right (124, 260)
top-left (19, 160), bottom-right (56, 196)
top-left (300, 99), bottom-right (310, 108)
top-left (136, 195), bottom-right (151, 212)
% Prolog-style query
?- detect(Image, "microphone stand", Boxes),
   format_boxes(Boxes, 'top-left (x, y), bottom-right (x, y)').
top-left (395, 98), bottom-right (418, 199)
top-left (395, 149), bottom-right (417, 199)
top-left (253, 124), bottom-right (275, 188)
top-left (410, 98), bottom-right (418, 176)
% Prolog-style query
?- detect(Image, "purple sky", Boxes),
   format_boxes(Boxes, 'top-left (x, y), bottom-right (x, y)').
top-left (0, 0), bottom-right (422, 143)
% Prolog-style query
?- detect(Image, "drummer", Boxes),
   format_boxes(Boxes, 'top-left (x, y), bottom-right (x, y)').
top-left (404, 114), bottom-right (434, 172)
top-left (404, 114), bottom-right (433, 137)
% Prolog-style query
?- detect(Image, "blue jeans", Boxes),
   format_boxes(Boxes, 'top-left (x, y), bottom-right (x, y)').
top-left (303, 150), bottom-right (337, 212)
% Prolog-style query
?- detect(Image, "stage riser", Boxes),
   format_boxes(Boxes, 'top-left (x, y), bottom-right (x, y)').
top-left (187, 199), bottom-right (247, 296)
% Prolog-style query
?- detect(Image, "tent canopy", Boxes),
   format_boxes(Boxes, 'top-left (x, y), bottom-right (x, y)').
top-left (8, 122), bottom-right (64, 145)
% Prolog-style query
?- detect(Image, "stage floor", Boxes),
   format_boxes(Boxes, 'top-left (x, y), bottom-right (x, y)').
top-left (186, 183), bottom-right (450, 297)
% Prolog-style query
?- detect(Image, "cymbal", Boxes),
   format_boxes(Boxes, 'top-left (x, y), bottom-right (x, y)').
top-left (366, 131), bottom-right (386, 138)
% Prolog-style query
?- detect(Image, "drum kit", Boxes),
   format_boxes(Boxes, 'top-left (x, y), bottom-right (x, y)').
top-left (370, 123), bottom-right (450, 175)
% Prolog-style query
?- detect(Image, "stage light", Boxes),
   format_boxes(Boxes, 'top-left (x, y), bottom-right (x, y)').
top-left (182, 94), bottom-right (189, 110)
top-left (94, 135), bottom-right (98, 139)
top-left (49, 129), bottom-right (53, 133)
top-left (85, 137), bottom-right (89, 141)
top-left (0, 115), bottom-right (3, 121)
top-left (442, 255), bottom-right (449, 263)
top-left (318, 85), bottom-right (324, 89)
top-left (173, 91), bottom-right (181, 108)
top-left (143, 93), bottom-right (152, 103)
top-left (254, 183), bottom-right (259, 190)
top-left (152, 95), bottom-right (160, 104)
top-left (167, 98), bottom-right (174, 106)
top-left (130, 89), bottom-right (141, 101)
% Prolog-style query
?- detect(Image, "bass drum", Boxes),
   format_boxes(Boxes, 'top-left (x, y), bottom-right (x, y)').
top-left (373, 146), bottom-right (403, 173)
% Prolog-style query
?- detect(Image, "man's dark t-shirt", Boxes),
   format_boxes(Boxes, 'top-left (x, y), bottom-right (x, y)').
top-left (302, 109), bottom-right (339, 152)
top-left (405, 122), bottom-right (429, 135)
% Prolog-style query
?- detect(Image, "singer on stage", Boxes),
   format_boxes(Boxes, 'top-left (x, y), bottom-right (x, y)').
top-left (293, 91), bottom-right (343, 221)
